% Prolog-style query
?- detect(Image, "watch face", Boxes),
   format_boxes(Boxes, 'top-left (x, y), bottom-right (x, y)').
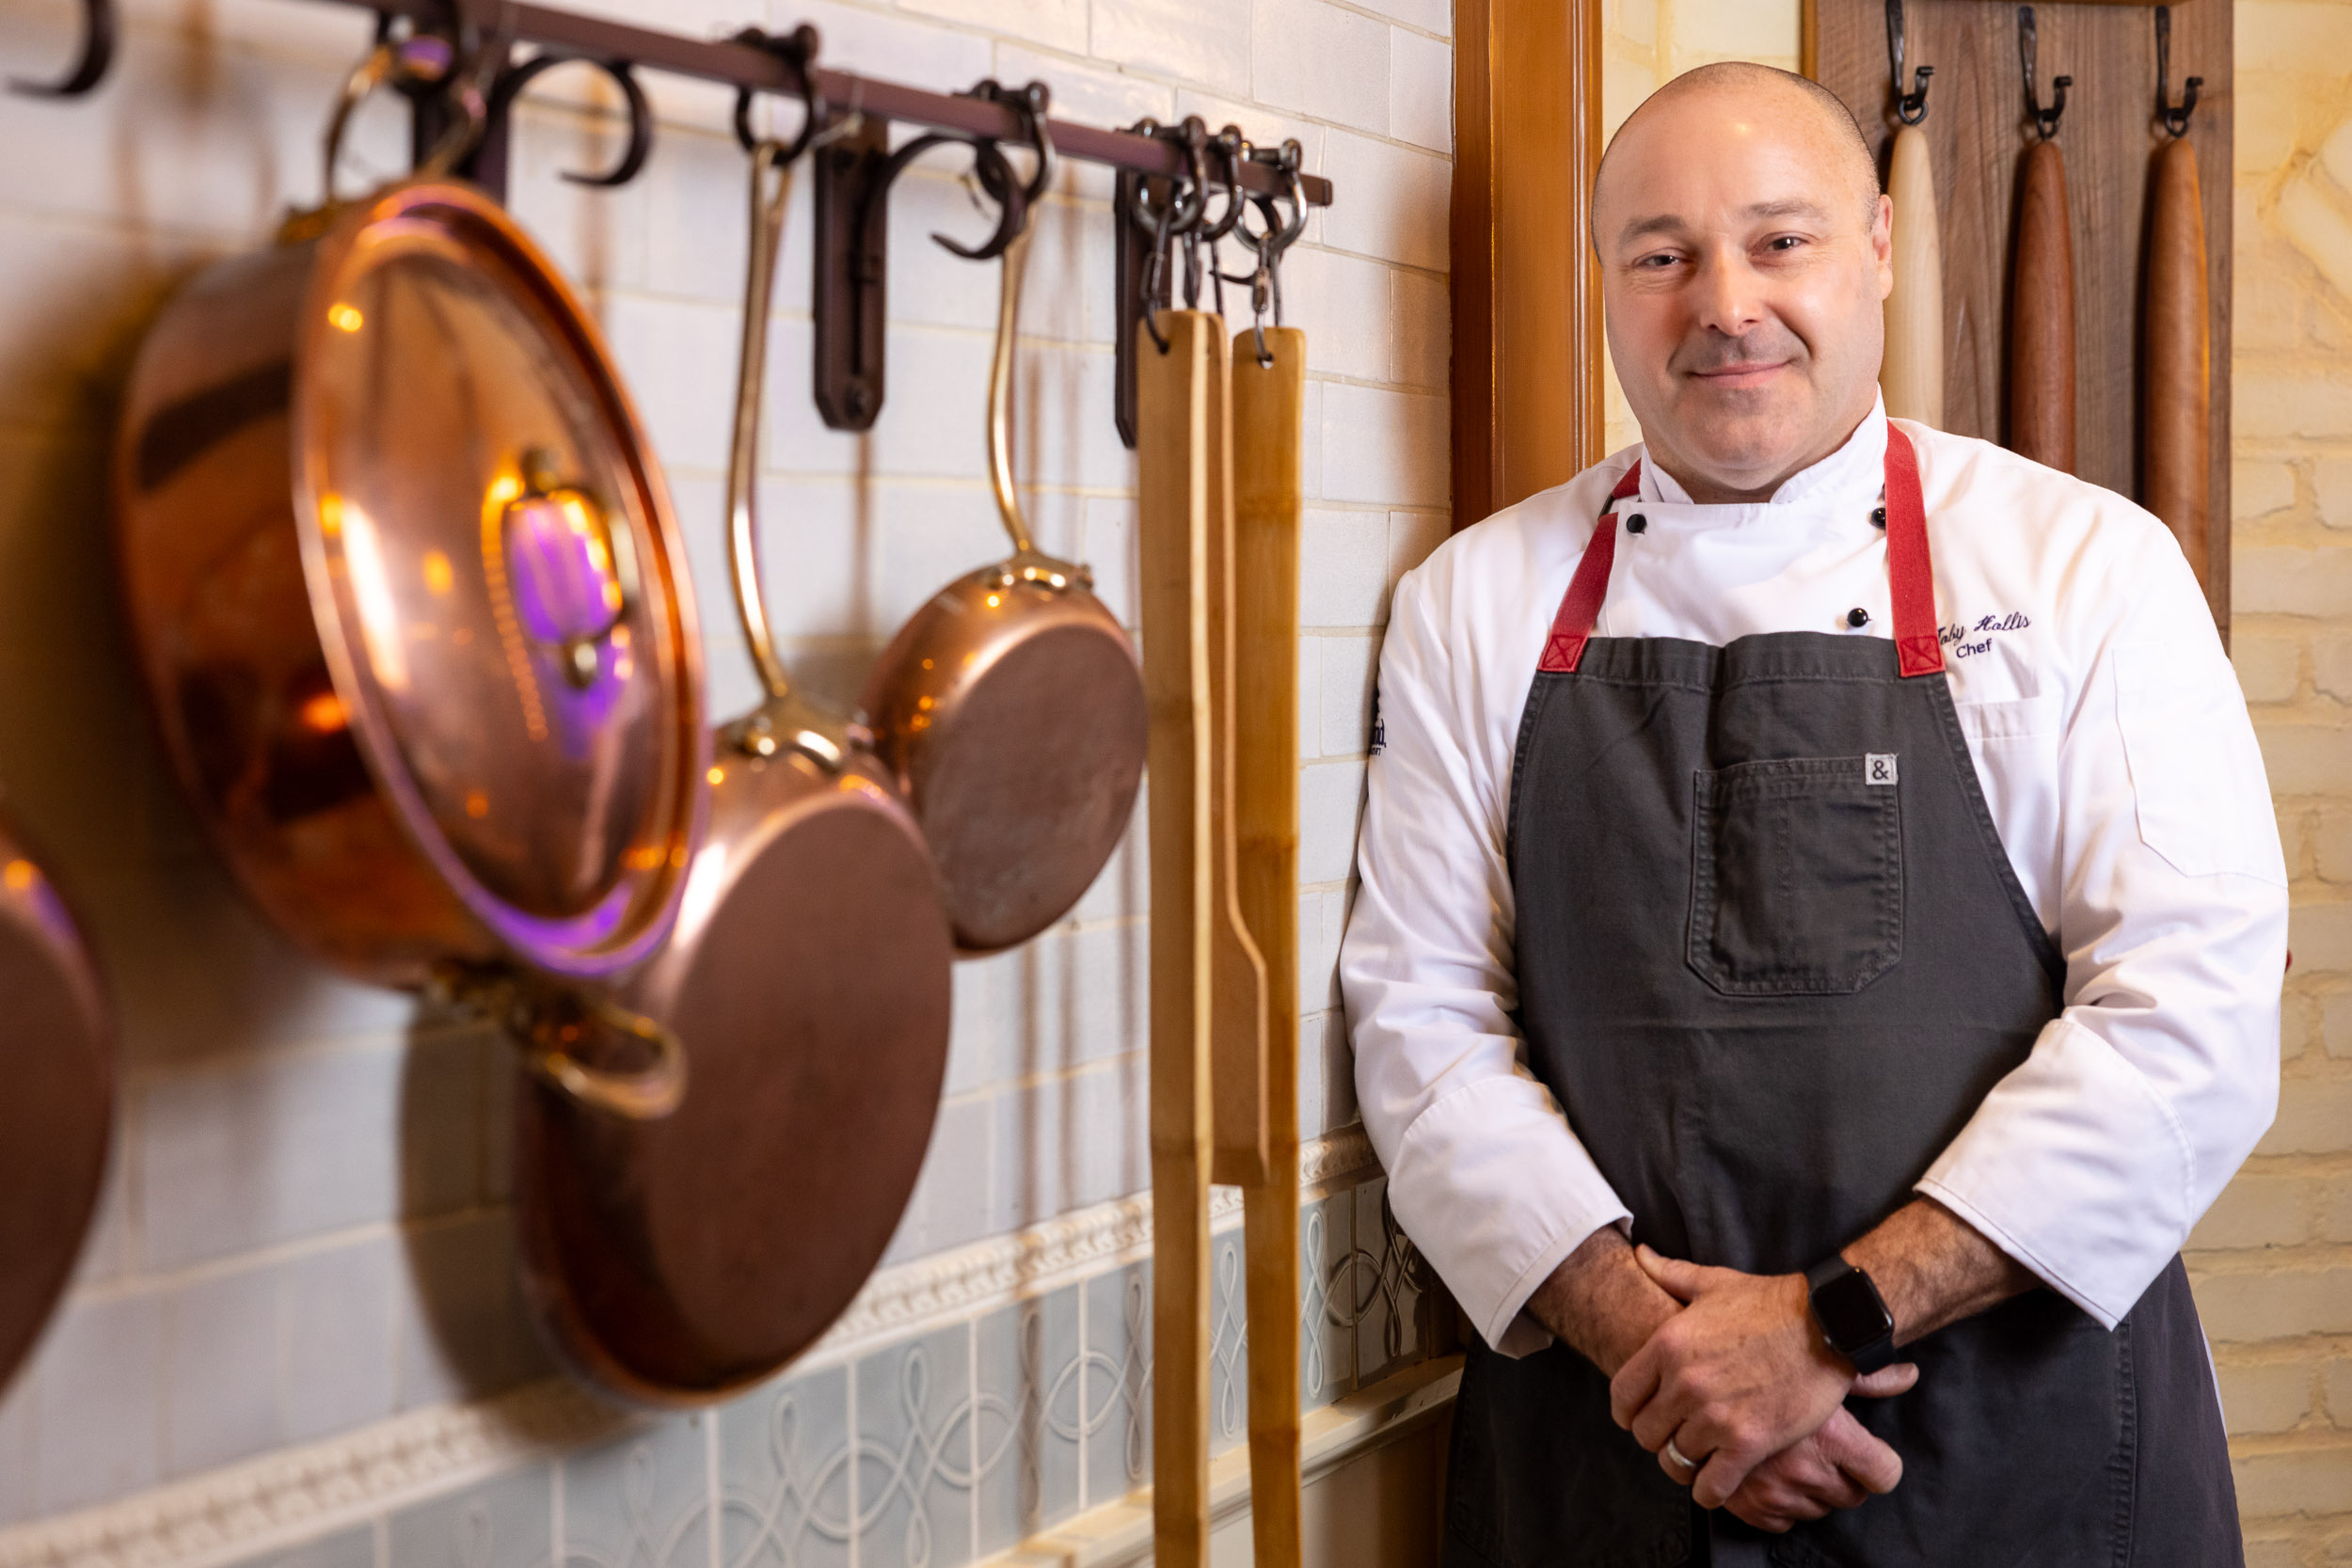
top-left (1816, 1268), bottom-right (1894, 1351)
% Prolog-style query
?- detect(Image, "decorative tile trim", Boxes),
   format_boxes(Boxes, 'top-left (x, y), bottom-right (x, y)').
top-left (0, 1133), bottom-right (1385, 1568)
top-left (0, 1381), bottom-right (616, 1568)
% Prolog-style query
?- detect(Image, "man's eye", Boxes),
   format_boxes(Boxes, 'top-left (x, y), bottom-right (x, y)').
top-left (1635, 253), bottom-right (1680, 269)
top-left (1765, 235), bottom-right (1807, 252)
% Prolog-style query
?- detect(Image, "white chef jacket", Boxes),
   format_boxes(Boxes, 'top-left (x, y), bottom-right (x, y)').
top-left (1343, 402), bottom-right (2285, 1357)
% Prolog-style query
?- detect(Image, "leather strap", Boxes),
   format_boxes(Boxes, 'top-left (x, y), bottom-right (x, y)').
top-left (1536, 428), bottom-right (1944, 679)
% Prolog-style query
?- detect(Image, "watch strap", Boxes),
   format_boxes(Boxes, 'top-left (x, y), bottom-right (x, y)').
top-left (1804, 1256), bottom-right (1899, 1375)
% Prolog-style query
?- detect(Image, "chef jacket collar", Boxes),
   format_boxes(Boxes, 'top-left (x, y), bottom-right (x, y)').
top-left (1639, 395), bottom-right (1890, 523)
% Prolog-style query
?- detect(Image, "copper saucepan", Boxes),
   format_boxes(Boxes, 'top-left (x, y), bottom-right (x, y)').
top-left (0, 809), bottom-right (114, 1401)
top-left (514, 113), bottom-right (957, 1404)
top-left (859, 87), bottom-right (1149, 956)
top-left (113, 46), bottom-right (705, 1117)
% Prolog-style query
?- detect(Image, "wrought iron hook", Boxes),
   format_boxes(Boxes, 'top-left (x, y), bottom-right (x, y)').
top-left (2155, 6), bottom-right (2201, 139)
top-left (1884, 0), bottom-right (1931, 126)
top-left (853, 78), bottom-right (1050, 267)
top-left (2019, 6), bottom-right (2069, 142)
top-left (730, 25), bottom-right (824, 162)
top-left (9, 0), bottom-right (113, 97)
top-left (489, 54), bottom-right (653, 186)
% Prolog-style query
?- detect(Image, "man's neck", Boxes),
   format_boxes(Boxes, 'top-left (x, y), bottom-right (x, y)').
top-left (1642, 406), bottom-right (1876, 505)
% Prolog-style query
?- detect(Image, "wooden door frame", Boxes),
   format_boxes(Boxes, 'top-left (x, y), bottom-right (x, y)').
top-left (1451, 0), bottom-right (1608, 531)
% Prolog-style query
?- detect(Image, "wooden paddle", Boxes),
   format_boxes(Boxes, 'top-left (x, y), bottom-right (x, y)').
top-left (1208, 324), bottom-right (1273, 1192)
top-left (1882, 122), bottom-right (1944, 429)
top-left (2144, 134), bottom-right (2210, 593)
top-left (2009, 138), bottom-right (2075, 472)
top-left (1138, 309), bottom-right (1216, 1568)
top-left (1232, 325), bottom-right (1307, 1568)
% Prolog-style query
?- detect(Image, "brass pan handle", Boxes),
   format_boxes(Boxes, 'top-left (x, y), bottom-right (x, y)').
top-left (437, 965), bottom-right (689, 1120)
top-left (729, 140), bottom-right (797, 706)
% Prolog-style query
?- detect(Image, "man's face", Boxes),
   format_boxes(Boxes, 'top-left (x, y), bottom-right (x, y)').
top-left (1595, 87), bottom-right (1893, 500)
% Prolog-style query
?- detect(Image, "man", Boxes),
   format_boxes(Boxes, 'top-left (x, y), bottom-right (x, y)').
top-left (1343, 62), bottom-right (2284, 1567)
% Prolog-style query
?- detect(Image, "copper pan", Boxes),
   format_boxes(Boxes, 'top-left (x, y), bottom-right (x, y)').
top-left (859, 90), bottom-right (1148, 957)
top-left (112, 45), bottom-right (704, 1118)
top-left (0, 808), bottom-right (114, 1401)
top-left (514, 126), bottom-right (956, 1404)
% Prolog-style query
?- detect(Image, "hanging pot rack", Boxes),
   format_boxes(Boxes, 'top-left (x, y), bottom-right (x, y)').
top-left (10, 0), bottom-right (1331, 436)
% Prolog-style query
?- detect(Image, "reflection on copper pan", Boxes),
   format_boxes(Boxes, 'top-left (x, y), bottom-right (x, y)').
top-left (114, 63), bottom-right (704, 1119)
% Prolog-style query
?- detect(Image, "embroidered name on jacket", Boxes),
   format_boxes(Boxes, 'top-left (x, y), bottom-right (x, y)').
top-left (1940, 611), bottom-right (2033, 658)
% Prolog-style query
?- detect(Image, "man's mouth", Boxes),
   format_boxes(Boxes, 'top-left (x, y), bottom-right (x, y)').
top-left (1687, 361), bottom-right (1791, 390)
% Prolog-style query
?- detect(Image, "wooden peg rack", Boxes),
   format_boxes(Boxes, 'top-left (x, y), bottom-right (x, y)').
top-left (1804, 0), bottom-right (2233, 636)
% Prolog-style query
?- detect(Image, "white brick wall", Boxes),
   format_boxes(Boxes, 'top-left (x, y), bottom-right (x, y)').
top-left (0, 0), bottom-right (1448, 1528)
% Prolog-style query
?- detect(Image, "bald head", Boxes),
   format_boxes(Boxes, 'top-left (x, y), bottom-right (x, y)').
top-left (1588, 60), bottom-right (1896, 503)
top-left (1594, 63), bottom-right (1879, 253)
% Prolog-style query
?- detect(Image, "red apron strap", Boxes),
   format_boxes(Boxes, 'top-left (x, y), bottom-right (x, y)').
top-left (1535, 430), bottom-right (1946, 680)
top-left (1883, 426), bottom-right (1945, 677)
top-left (1538, 460), bottom-right (1643, 673)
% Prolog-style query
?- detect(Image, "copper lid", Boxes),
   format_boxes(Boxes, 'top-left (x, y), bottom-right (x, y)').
top-left (292, 182), bottom-right (704, 977)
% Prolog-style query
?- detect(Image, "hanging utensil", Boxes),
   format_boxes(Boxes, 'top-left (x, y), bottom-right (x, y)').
top-left (2145, 6), bottom-right (2210, 591)
top-left (0, 809), bottom-right (113, 1402)
top-left (113, 40), bottom-right (701, 1118)
top-left (859, 84), bottom-right (1149, 958)
top-left (1881, 0), bottom-right (1942, 428)
top-left (518, 102), bottom-right (957, 1404)
top-left (1140, 306), bottom-right (1218, 1568)
top-left (1208, 314), bottom-right (1271, 1192)
top-left (1232, 323), bottom-right (1306, 1568)
top-left (2009, 6), bottom-right (2075, 472)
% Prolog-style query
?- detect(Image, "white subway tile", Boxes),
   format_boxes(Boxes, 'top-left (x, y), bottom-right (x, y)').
top-left (1092, 0), bottom-right (1252, 96)
top-left (1295, 1014), bottom-right (1326, 1136)
top-left (1299, 760), bottom-right (1367, 884)
top-left (1285, 246), bottom-right (1393, 383)
top-left (786, 0), bottom-right (996, 88)
top-left (279, 1237), bottom-right (400, 1443)
top-left (911, 1094), bottom-right (995, 1255)
top-left (32, 1291), bottom-right (162, 1512)
top-left (1296, 891), bottom-right (1327, 1011)
top-left (868, 325), bottom-right (997, 482)
top-left (1390, 268), bottom-right (1451, 389)
top-left (991, 1081), bottom-right (1059, 1231)
top-left (946, 950), bottom-right (1023, 1096)
top-left (1253, 0), bottom-right (1391, 135)
top-left (905, 0), bottom-right (1088, 55)
top-left (1299, 509), bottom-right (1391, 626)
top-left (1296, 634), bottom-right (1324, 758)
top-left (1170, 93), bottom-right (1325, 170)
top-left (886, 168), bottom-right (1009, 333)
top-left (1390, 29), bottom-right (1454, 151)
top-left (993, 44), bottom-right (1175, 131)
top-left (1321, 384), bottom-right (1449, 508)
top-left (877, 483), bottom-right (1015, 629)
top-left (68, 1127), bottom-right (130, 1290)
top-left (640, 125), bottom-right (761, 308)
top-left (165, 1264), bottom-right (278, 1477)
top-left (140, 1043), bottom-right (405, 1270)
top-left (1319, 634), bottom-right (1381, 756)
top-left (1068, 1053), bottom-right (1149, 1206)
top-left (1081, 496), bottom-right (1140, 628)
top-left (602, 292), bottom-right (741, 476)
top-left (1319, 130), bottom-right (1451, 272)
top-left (1352, 0), bottom-right (1451, 37)
top-left (1300, 378), bottom-right (1326, 499)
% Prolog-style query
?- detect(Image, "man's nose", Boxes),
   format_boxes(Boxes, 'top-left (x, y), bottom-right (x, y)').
top-left (1692, 248), bottom-right (1768, 338)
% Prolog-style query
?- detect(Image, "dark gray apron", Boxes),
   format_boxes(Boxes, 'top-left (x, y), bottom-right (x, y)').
top-left (1440, 432), bottom-right (2241, 1568)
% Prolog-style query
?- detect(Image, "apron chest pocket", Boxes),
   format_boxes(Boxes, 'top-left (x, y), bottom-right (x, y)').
top-left (1689, 756), bottom-right (1903, 996)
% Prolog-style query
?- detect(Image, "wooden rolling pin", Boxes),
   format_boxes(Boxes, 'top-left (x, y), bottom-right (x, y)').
top-left (1882, 122), bottom-right (1944, 428)
top-left (1233, 326), bottom-right (1308, 1568)
top-left (1138, 309), bottom-right (1216, 1568)
top-left (2145, 134), bottom-right (2210, 593)
top-left (2009, 138), bottom-right (2075, 472)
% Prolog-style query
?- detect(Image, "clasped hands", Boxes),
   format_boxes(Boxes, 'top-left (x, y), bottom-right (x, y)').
top-left (1612, 1244), bottom-right (1916, 1531)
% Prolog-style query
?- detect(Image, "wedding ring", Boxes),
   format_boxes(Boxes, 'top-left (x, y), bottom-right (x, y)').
top-left (1663, 1438), bottom-right (1699, 1475)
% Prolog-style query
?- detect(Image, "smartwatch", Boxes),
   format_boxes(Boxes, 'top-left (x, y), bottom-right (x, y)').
top-left (1804, 1256), bottom-right (1898, 1375)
